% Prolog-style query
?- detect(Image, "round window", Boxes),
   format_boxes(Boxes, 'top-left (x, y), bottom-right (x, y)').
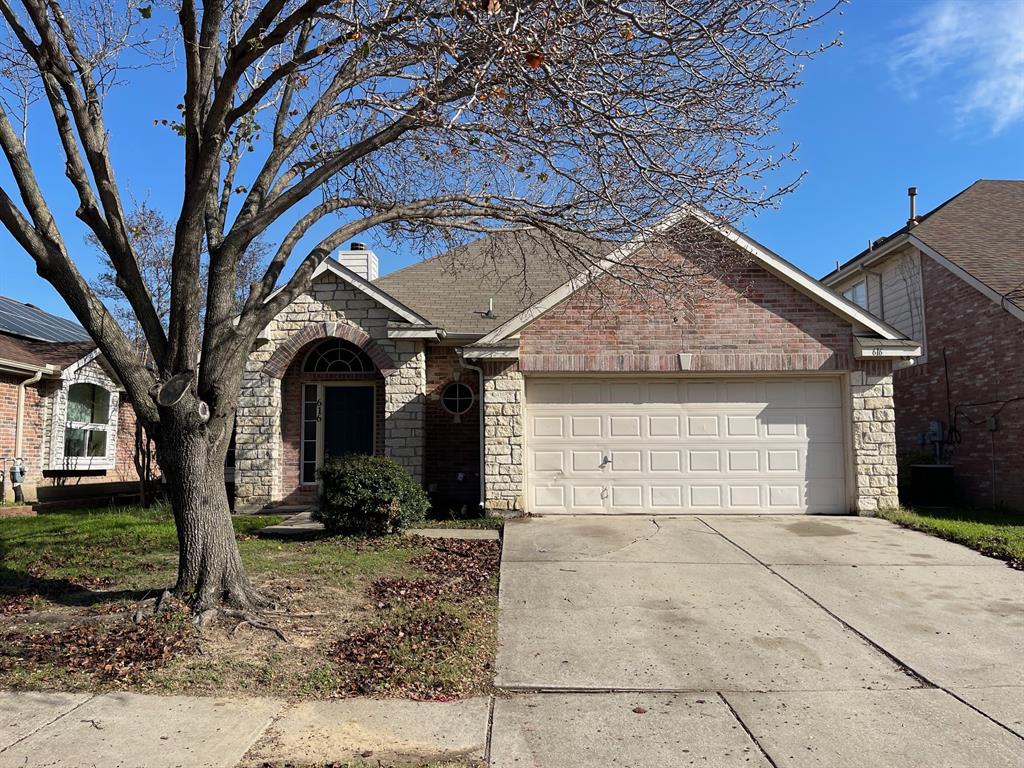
top-left (441, 382), bottom-right (474, 415)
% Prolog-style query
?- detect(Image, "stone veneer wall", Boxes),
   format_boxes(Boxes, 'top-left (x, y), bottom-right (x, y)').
top-left (850, 369), bottom-right (899, 513)
top-left (234, 275), bottom-right (426, 512)
top-left (482, 360), bottom-right (524, 513)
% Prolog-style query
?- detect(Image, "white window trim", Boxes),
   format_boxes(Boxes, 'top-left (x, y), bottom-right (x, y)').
top-left (842, 279), bottom-right (868, 309)
top-left (49, 368), bottom-right (120, 472)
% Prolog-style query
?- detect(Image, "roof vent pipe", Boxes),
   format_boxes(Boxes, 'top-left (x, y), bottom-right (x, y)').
top-left (907, 187), bottom-right (918, 228)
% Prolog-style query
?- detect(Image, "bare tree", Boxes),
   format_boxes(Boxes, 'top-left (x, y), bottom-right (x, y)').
top-left (89, 203), bottom-right (268, 506)
top-left (90, 202), bottom-right (270, 352)
top-left (0, 0), bottom-right (838, 613)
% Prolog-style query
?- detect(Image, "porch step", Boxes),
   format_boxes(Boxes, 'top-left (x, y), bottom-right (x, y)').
top-left (257, 510), bottom-right (324, 538)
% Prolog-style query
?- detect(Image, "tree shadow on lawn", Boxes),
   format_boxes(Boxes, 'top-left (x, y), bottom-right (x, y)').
top-left (0, 547), bottom-right (155, 611)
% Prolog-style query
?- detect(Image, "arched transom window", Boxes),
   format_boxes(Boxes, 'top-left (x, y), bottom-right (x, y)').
top-left (302, 338), bottom-right (375, 374)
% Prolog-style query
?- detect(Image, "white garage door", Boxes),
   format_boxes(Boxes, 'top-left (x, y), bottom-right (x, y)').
top-left (525, 377), bottom-right (847, 515)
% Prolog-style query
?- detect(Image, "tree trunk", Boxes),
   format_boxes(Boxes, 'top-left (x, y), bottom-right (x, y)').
top-left (158, 417), bottom-right (266, 611)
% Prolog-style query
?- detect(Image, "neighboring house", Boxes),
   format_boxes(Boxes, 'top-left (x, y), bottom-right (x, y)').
top-left (234, 211), bottom-right (920, 517)
top-left (0, 297), bottom-right (141, 505)
top-left (822, 180), bottom-right (1024, 512)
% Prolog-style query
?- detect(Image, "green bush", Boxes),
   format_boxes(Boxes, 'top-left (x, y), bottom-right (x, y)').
top-left (315, 455), bottom-right (428, 536)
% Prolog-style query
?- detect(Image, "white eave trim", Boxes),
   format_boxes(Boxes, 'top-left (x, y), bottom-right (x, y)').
top-left (911, 236), bottom-right (1024, 323)
top-left (821, 233), bottom-right (911, 287)
top-left (265, 257), bottom-right (432, 326)
top-left (461, 345), bottom-right (520, 360)
top-left (854, 336), bottom-right (922, 359)
top-left (0, 358), bottom-right (59, 376)
top-left (61, 348), bottom-right (103, 377)
top-left (387, 326), bottom-right (443, 339)
top-left (479, 207), bottom-right (907, 344)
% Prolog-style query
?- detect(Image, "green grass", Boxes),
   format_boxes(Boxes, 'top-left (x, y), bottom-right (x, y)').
top-left (878, 506), bottom-right (1024, 567)
top-left (0, 504), bottom-right (283, 590)
top-left (0, 505), bottom-right (499, 701)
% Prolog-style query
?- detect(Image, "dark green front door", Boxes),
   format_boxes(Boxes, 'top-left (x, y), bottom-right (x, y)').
top-left (323, 386), bottom-right (375, 459)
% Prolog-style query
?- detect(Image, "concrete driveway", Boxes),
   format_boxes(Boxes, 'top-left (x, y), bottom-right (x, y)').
top-left (491, 515), bottom-right (1024, 768)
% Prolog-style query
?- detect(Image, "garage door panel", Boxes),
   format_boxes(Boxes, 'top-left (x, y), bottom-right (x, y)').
top-left (685, 382), bottom-right (719, 402)
top-left (572, 486), bottom-right (606, 507)
top-left (570, 415), bottom-right (602, 438)
top-left (610, 450), bottom-right (642, 472)
top-left (806, 445), bottom-right (845, 478)
top-left (526, 377), bottom-right (846, 515)
top-left (648, 415), bottom-right (680, 437)
top-left (571, 451), bottom-right (604, 472)
top-left (689, 485), bottom-right (722, 508)
top-left (609, 415), bottom-right (641, 437)
top-left (688, 450), bottom-right (720, 472)
top-left (652, 486), bottom-right (684, 507)
top-left (533, 450), bottom-right (565, 472)
top-left (766, 449), bottom-right (800, 473)
top-left (687, 415), bottom-right (719, 437)
top-left (532, 416), bottom-right (564, 437)
top-left (650, 451), bottom-right (682, 472)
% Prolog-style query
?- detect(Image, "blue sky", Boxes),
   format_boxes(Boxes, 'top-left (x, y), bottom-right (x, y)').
top-left (4, 0), bottom-right (1023, 322)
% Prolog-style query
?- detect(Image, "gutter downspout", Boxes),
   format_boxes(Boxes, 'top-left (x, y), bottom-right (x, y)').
top-left (15, 368), bottom-right (44, 464)
top-left (457, 349), bottom-right (486, 512)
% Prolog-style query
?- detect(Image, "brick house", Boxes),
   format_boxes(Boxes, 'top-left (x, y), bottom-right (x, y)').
top-left (234, 211), bottom-right (919, 516)
top-left (0, 297), bottom-right (141, 506)
top-left (822, 181), bottom-right (1024, 512)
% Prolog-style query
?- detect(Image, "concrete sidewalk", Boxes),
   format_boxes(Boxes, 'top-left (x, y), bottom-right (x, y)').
top-left (0, 691), bottom-right (490, 768)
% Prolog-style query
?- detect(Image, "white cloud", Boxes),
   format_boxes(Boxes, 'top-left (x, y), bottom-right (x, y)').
top-left (890, 0), bottom-right (1024, 134)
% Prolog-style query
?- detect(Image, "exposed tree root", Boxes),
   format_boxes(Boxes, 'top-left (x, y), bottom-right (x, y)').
top-left (223, 608), bottom-right (288, 642)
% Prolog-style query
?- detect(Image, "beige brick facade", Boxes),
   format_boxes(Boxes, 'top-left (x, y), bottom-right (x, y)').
top-left (482, 361), bottom-right (524, 512)
top-left (234, 274), bottom-right (426, 512)
top-left (850, 370), bottom-right (899, 513)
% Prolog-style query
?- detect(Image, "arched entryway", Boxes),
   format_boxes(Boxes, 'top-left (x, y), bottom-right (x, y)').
top-left (280, 337), bottom-right (385, 503)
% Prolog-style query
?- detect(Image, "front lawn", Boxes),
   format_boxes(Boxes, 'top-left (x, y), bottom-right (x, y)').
top-left (0, 505), bottom-right (499, 699)
top-left (878, 506), bottom-right (1024, 568)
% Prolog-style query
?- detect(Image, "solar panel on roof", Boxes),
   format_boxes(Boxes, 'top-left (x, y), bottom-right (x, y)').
top-left (0, 296), bottom-right (91, 342)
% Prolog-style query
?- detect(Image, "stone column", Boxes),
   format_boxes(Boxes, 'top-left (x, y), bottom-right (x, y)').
top-left (482, 361), bottom-right (524, 513)
top-left (234, 355), bottom-right (282, 512)
top-left (384, 340), bottom-right (426, 481)
top-left (850, 370), bottom-right (899, 514)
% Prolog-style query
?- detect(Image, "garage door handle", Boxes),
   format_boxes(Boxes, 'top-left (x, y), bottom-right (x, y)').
top-left (600, 456), bottom-right (611, 467)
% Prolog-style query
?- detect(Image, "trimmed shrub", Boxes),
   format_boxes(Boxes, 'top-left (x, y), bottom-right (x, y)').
top-left (315, 454), bottom-right (428, 536)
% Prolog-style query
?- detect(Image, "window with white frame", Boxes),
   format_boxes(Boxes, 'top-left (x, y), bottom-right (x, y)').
top-left (62, 382), bottom-right (114, 466)
top-left (842, 279), bottom-right (867, 309)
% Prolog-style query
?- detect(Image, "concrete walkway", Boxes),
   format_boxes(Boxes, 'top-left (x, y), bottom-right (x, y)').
top-left (2, 514), bottom-right (1020, 767)
top-left (493, 514), bottom-right (1024, 767)
top-left (0, 691), bottom-right (491, 767)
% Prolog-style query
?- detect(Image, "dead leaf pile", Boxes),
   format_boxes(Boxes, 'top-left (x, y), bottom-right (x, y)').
top-left (330, 612), bottom-right (463, 697)
top-left (1, 611), bottom-right (196, 682)
top-left (410, 536), bottom-right (500, 596)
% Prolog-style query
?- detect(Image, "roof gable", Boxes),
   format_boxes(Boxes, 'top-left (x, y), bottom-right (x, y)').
top-left (268, 258), bottom-right (432, 326)
top-left (477, 208), bottom-right (908, 346)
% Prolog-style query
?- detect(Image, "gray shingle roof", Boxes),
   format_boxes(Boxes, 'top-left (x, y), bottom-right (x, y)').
top-left (374, 230), bottom-right (616, 336)
top-left (911, 180), bottom-right (1024, 301)
top-left (825, 180), bottom-right (1024, 307)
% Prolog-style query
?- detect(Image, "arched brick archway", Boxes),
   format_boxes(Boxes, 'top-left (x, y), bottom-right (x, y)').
top-left (262, 322), bottom-right (397, 378)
